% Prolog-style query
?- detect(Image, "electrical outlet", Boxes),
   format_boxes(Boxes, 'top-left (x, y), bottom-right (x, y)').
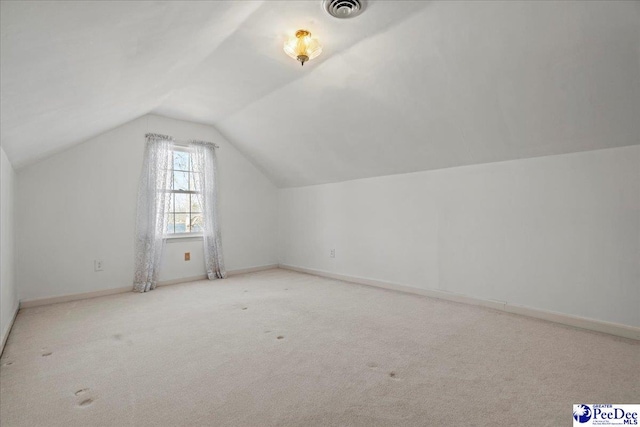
top-left (94, 260), bottom-right (103, 272)
top-left (330, 249), bottom-right (335, 258)
top-left (184, 252), bottom-right (190, 261)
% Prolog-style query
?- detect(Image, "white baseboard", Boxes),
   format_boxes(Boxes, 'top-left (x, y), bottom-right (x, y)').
top-left (278, 264), bottom-right (640, 341)
top-left (1, 302), bottom-right (20, 357)
top-left (20, 286), bottom-right (132, 309)
top-left (19, 264), bottom-right (280, 309)
top-left (227, 264), bottom-right (278, 276)
top-left (157, 275), bottom-right (208, 287)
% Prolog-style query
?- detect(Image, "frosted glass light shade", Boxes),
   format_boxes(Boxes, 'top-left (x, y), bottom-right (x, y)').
top-left (283, 30), bottom-right (322, 66)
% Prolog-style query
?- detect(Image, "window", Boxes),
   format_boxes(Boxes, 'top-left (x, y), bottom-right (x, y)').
top-left (164, 148), bottom-right (203, 235)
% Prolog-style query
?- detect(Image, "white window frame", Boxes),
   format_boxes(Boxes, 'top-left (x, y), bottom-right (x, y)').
top-left (163, 145), bottom-right (204, 240)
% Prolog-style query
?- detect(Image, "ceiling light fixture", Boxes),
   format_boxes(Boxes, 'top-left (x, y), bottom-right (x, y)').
top-left (283, 29), bottom-right (322, 66)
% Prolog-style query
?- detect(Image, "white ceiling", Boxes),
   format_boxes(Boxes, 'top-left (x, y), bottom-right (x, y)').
top-left (2, 1), bottom-right (639, 187)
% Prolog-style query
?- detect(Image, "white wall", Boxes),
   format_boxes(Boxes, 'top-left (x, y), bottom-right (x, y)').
top-left (17, 114), bottom-right (278, 300)
top-left (1, 147), bottom-right (18, 345)
top-left (279, 145), bottom-right (640, 327)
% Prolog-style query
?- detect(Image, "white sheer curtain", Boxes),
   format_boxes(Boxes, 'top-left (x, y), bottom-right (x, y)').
top-left (133, 134), bottom-right (173, 292)
top-left (191, 141), bottom-right (226, 279)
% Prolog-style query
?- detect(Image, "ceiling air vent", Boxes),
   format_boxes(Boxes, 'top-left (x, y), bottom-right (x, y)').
top-left (323, 0), bottom-right (366, 19)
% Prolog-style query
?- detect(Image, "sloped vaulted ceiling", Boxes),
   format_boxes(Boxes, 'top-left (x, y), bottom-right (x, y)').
top-left (2, 1), bottom-right (639, 187)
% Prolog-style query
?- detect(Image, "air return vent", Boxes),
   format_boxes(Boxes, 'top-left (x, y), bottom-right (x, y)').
top-left (323, 0), bottom-right (366, 19)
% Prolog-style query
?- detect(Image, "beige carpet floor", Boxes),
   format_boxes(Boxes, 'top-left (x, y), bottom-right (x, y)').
top-left (0, 268), bottom-right (638, 426)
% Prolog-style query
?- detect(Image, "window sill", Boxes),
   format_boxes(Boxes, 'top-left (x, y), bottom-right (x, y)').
top-left (163, 234), bottom-right (203, 243)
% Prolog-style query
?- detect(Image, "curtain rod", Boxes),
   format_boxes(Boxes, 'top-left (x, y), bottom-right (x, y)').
top-left (145, 133), bottom-right (219, 149)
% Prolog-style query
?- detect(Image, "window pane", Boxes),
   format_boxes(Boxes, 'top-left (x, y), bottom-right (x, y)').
top-left (166, 213), bottom-right (175, 234)
top-left (174, 171), bottom-right (189, 191)
top-left (190, 172), bottom-right (201, 192)
top-left (175, 193), bottom-right (189, 213)
top-left (174, 151), bottom-right (190, 171)
top-left (191, 195), bottom-right (202, 213)
top-left (190, 214), bottom-right (203, 232)
top-left (175, 214), bottom-right (188, 233)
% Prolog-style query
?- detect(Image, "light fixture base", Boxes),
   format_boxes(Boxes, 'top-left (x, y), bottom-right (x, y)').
top-left (297, 55), bottom-right (309, 66)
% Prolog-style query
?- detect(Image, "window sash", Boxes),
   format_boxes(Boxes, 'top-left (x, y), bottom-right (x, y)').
top-left (163, 148), bottom-right (204, 236)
